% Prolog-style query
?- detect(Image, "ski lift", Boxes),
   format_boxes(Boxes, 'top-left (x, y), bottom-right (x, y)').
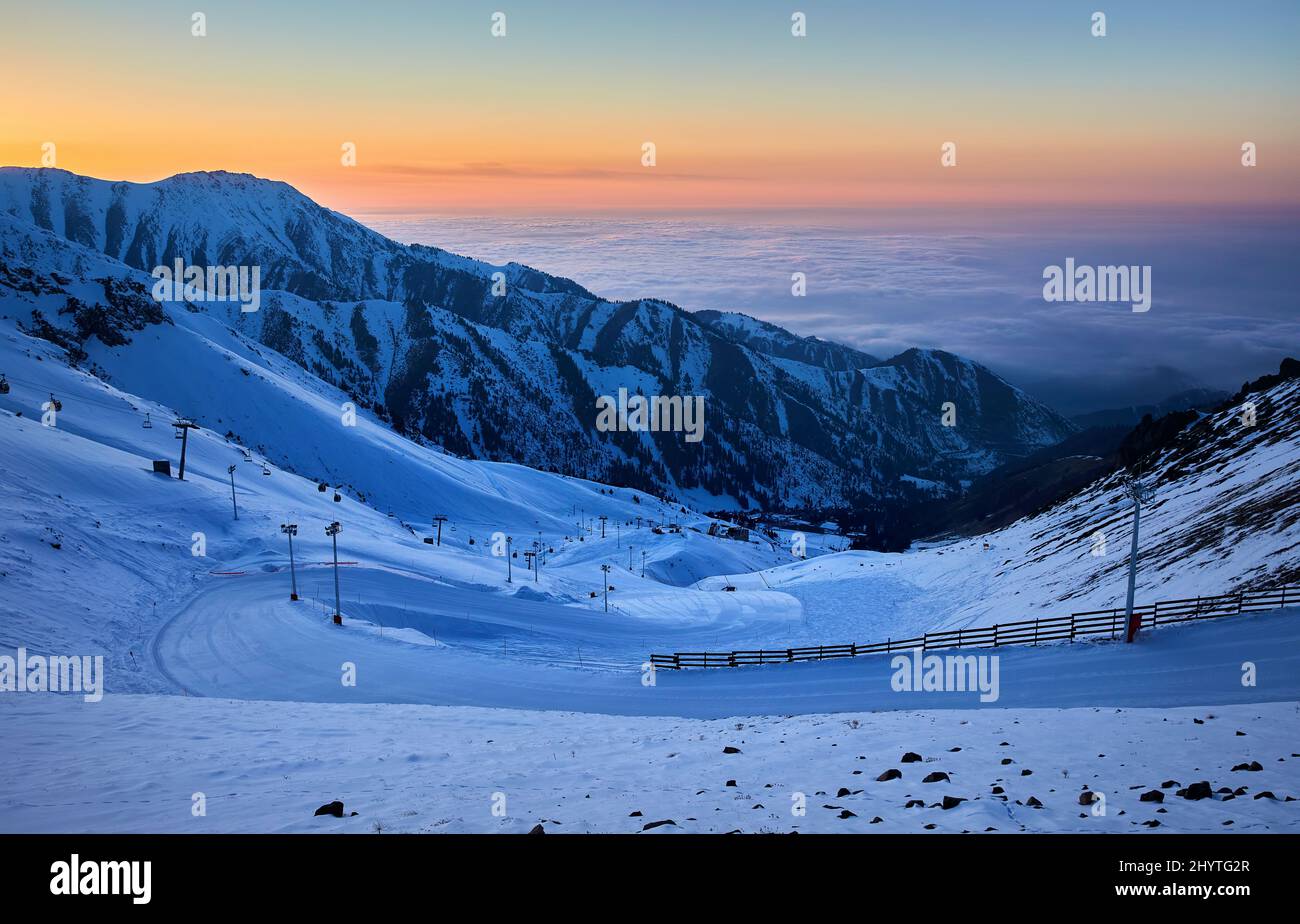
top-left (0, 374), bottom-right (9, 395)
top-left (142, 413), bottom-right (152, 429)
top-left (48, 393), bottom-right (62, 412)
top-left (261, 463), bottom-right (271, 476)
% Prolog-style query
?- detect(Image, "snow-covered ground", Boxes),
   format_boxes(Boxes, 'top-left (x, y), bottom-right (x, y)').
top-left (3, 694), bottom-right (1296, 833)
top-left (150, 574), bottom-right (1300, 716)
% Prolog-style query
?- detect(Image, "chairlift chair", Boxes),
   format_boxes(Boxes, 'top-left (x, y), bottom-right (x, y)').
top-left (142, 413), bottom-right (152, 429)
top-left (262, 463), bottom-right (271, 476)
top-left (0, 374), bottom-right (9, 395)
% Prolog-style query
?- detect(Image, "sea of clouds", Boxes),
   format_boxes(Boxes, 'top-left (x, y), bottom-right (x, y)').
top-left (366, 206), bottom-right (1299, 415)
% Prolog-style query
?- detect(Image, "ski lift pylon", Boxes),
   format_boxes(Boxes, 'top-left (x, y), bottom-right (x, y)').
top-left (142, 412), bottom-right (152, 429)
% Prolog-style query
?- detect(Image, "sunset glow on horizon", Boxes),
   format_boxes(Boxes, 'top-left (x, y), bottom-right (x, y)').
top-left (3, 0), bottom-right (1298, 216)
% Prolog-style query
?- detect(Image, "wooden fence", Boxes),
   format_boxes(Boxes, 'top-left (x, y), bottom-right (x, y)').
top-left (648, 585), bottom-right (1298, 670)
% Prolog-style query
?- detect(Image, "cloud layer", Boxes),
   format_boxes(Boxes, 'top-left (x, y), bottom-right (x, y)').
top-left (368, 206), bottom-right (1300, 414)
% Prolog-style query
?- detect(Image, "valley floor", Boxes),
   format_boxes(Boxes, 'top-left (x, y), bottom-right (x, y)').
top-left (152, 575), bottom-right (1300, 717)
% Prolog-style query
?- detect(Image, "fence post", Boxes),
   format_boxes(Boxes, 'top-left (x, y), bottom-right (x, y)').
top-left (1069, 615), bottom-right (1075, 642)
top-left (1152, 602), bottom-right (1159, 628)
top-left (1237, 592), bottom-right (1244, 614)
top-left (1033, 620), bottom-right (1039, 646)
top-left (922, 633), bottom-right (929, 652)
top-left (993, 624), bottom-right (999, 648)
top-left (957, 629), bottom-right (963, 649)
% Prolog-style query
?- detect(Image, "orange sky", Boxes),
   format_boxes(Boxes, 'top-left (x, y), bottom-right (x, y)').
top-left (3, 0), bottom-right (1297, 214)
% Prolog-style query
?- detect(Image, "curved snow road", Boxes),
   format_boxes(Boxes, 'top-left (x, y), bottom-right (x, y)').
top-left (152, 567), bottom-right (1300, 719)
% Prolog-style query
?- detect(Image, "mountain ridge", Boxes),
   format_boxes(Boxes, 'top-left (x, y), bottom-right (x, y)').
top-left (0, 166), bottom-right (1076, 511)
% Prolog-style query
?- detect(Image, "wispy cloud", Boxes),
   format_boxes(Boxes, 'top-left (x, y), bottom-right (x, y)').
top-left (369, 162), bottom-right (740, 182)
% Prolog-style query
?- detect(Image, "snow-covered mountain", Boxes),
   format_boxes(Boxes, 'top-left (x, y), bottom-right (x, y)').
top-left (2, 289), bottom-right (1297, 834)
top-left (0, 167), bottom-right (1074, 510)
top-left (704, 360), bottom-right (1300, 640)
top-left (1, 177), bottom-right (1295, 837)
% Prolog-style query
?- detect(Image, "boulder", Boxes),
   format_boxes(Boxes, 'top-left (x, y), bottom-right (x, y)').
top-left (1177, 781), bottom-right (1214, 801)
top-left (642, 819), bottom-right (677, 831)
top-left (314, 800), bottom-right (345, 818)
